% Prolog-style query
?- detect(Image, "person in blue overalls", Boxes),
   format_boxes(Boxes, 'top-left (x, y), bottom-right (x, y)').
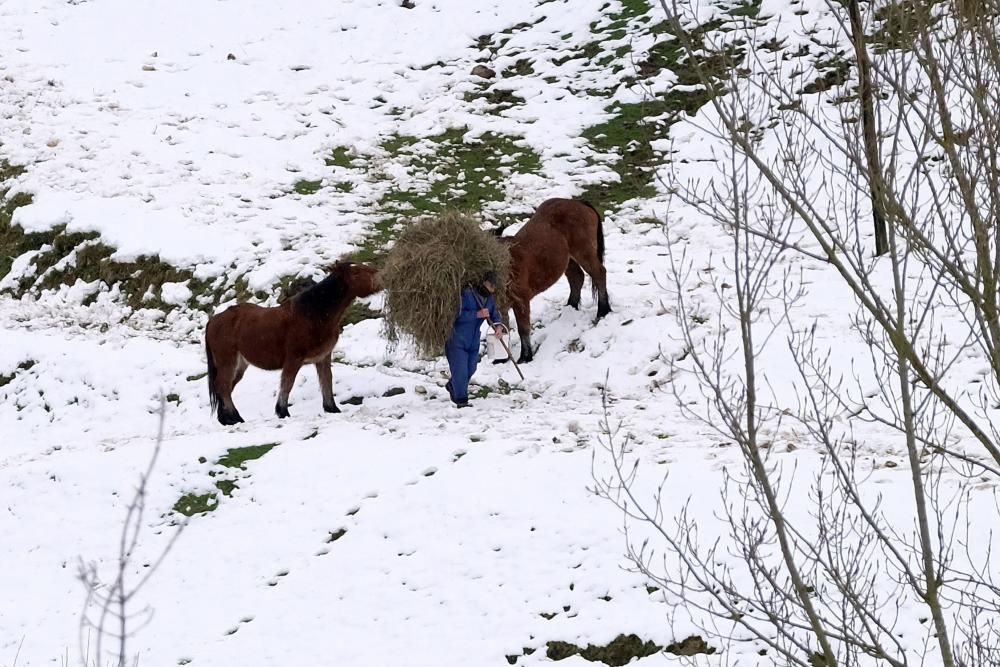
top-left (445, 272), bottom-right (504, 408)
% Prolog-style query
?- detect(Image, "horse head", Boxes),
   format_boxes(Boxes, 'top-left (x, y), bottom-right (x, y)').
top-left (328, 261), bottom-right (381, 298)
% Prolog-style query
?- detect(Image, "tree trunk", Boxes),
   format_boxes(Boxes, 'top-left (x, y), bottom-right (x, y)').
top-left (847, 0), bottom-right (889, 256)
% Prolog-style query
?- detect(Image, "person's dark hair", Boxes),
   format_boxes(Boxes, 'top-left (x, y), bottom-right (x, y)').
top-left (481, 270), bottom-right (497, 286)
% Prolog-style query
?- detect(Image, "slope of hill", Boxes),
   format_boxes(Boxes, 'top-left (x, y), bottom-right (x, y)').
top-left (2, 0), bottom-right (996, 665)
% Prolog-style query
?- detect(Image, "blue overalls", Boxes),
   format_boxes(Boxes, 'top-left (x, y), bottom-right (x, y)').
top-left (445, 286), bottom-right (500, 405)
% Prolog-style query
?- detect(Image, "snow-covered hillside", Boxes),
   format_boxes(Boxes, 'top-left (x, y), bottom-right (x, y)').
top-left (2, 0), bottom-right (997, 665)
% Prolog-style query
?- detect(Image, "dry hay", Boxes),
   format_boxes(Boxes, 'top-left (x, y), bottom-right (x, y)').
top-left (380, 211), bottom-right (510, 356)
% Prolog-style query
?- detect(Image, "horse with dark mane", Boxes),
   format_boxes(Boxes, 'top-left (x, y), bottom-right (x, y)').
top-left (205, 261), bottom-right (380, 425)
top-left (498, 198), bottom-right (610, 363)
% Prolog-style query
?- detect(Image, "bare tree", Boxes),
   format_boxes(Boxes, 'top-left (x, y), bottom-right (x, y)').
top-left (595, 0), bottom-right (1000, 664)
top-left (77, 400), bottom-right (185, 667)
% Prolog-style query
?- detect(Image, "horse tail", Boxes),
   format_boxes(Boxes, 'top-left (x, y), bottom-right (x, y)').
top-left (579, 199), bottom-right (605, 263)
top-left (205, 334), bottom-right (219, 414)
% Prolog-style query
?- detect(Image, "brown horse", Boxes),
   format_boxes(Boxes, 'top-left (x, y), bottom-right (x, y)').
top-left (498, 198), bottom-right (610, 363)
top-left (205, 261), bottom-right (380, 425)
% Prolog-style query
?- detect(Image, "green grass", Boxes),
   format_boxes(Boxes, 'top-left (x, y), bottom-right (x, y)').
top-left (347, 127), bottom-right (540, 262)
top-left (545, 634), bottom-right (663, 666)
top-left (4, 157), bottom-right (358, 314)
top-left (0, 359), bottom-right (36, 388)
top-left (463, 86), bottom-right (526, 112)
top-left (30, 241), bottom-right (213, 311)
top-left (800, 60), bottom-right (851, 94)
top-left (575, 1), bottom-right (756, 210)
top-left (293, 179), bottom-right (323, 195)
top-left (1, 160), bottom-right (227, 313)
top-left (502, 58), bottom-right (536, 78)
top-left (325, 146), bottom-right (354, 168)
top-left (580, 93), bottom-right (715, 207)
top-left (217, 443), bottom-right (277, 469)
top-left (174, 492), bottom-right (219, 516)
top-left (1, 160), bottom-right (41, 281)
top-left (342, 301), bottom-right (382, 326)
top-left (377, 128), bottom-right (540, 216)
top-left (869, 0), bottom-right (941, 53)
top-left (172, 444), bottom-right (279, 517)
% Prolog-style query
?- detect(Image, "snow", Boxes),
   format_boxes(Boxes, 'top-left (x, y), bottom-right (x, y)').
top-left (0, 0), bottom-right (996, 666)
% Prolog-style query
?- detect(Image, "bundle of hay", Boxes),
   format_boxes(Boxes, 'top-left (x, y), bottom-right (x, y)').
top-left (380, 211), bottom-right (511, 356)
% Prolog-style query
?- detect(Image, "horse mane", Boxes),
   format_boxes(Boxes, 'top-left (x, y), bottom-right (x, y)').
top-left (292, 262), bottom-right (352, 319)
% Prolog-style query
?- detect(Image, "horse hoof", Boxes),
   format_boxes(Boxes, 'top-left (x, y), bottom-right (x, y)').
top-left (275, 405), bottom-right (291, 419)
top-left (218, 411), bottom-right (244, 426)
top-left (324, 404), bottom-right (341, 414)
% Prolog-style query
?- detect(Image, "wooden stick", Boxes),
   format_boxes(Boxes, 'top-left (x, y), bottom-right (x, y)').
top-left (493, 327), bottom-right (525, 381)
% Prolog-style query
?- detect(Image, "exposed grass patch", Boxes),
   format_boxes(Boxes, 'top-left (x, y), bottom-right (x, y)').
top-left (342, 301), bottom-right (381, 326)
top-left (0, 359), bottom-right (37, 388)
top-left (800, 53), bottom-right (852, 95)
top-left (463, 85), bottom-right (526, 112)
top-left (728, 0), bottom-right (763, 18)
top-left (581, 92), bottom-right (713, 207)
top-left (546, 634), bottom-right (663, 666)
top-left (578, 3), bottom-right (755, 210)
top-left (173, 492), bottom-right (219, 517)
top-left (505, 647), bottom-right (537, 664)
top-left (1, 160), bottom-right (40, 281)
top-left (502, 58), bottom-right (536, 78)
top-left (666, 635), bottom-right (717, 656)
top-left (293, 179), bottom-right (323, 195)
top-left (172, 443), bottom-right (279, 517)
top-left (31, 241), bottom-right (213, 311)
top-left (325, 146), bottom-right (354, 168)
top-left (217, 443), bottom-right (278, 469)
top-left (349, 128), bottom-right (540, 262)
top-left (0, 161), bottom-right (227, 312)
top-left (378, 128), bottom-right (540, 217)
top-left (869, 0), bottom-right (941, 53)
top-left (471, 385), bottom-right (492, 399)
top-left (5, 152), bottom-right (342, 313)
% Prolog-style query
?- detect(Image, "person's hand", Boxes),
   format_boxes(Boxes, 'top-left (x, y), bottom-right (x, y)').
top-left (477, 308), bottom-right (489, 319)
top-left (493, 325), bottom-right (505, 337)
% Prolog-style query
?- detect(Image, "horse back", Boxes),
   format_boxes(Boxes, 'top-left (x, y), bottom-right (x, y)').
top-left (207, 302), bottom-right (295, 371)
top-left (507, 208), bottom-right (571, 295)
top-left (530, 199), bottom-right (601, 258)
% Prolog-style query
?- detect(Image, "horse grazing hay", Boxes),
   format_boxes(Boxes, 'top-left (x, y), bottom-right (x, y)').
top-left (380, 211), bottom-right (510, 356)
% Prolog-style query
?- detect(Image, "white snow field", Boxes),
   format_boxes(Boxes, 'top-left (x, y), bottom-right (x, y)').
top-left (1, 0), bottom-right (997, 666)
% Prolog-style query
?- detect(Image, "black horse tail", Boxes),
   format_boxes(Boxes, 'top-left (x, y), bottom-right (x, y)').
top-left (580, 199), bottom-right (605, 263)
top-left (206, 335), bottom-right (219, 414)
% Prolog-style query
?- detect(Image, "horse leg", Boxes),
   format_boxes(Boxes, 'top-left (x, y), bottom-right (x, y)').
top-left (232, 355), bottom-right (249, 388)
top-left (275, 360), bottom-right (303, 419)
top-left (315, 355), bottom-right (340, 414)
top-left (575, 255), bottom-right (611, 321)
top-left (565, 260), bottom-right (585, 310)
top-left (513, 300), bottom-right (534, 364)
top-left (211, 347), bottom-right (245, 426)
